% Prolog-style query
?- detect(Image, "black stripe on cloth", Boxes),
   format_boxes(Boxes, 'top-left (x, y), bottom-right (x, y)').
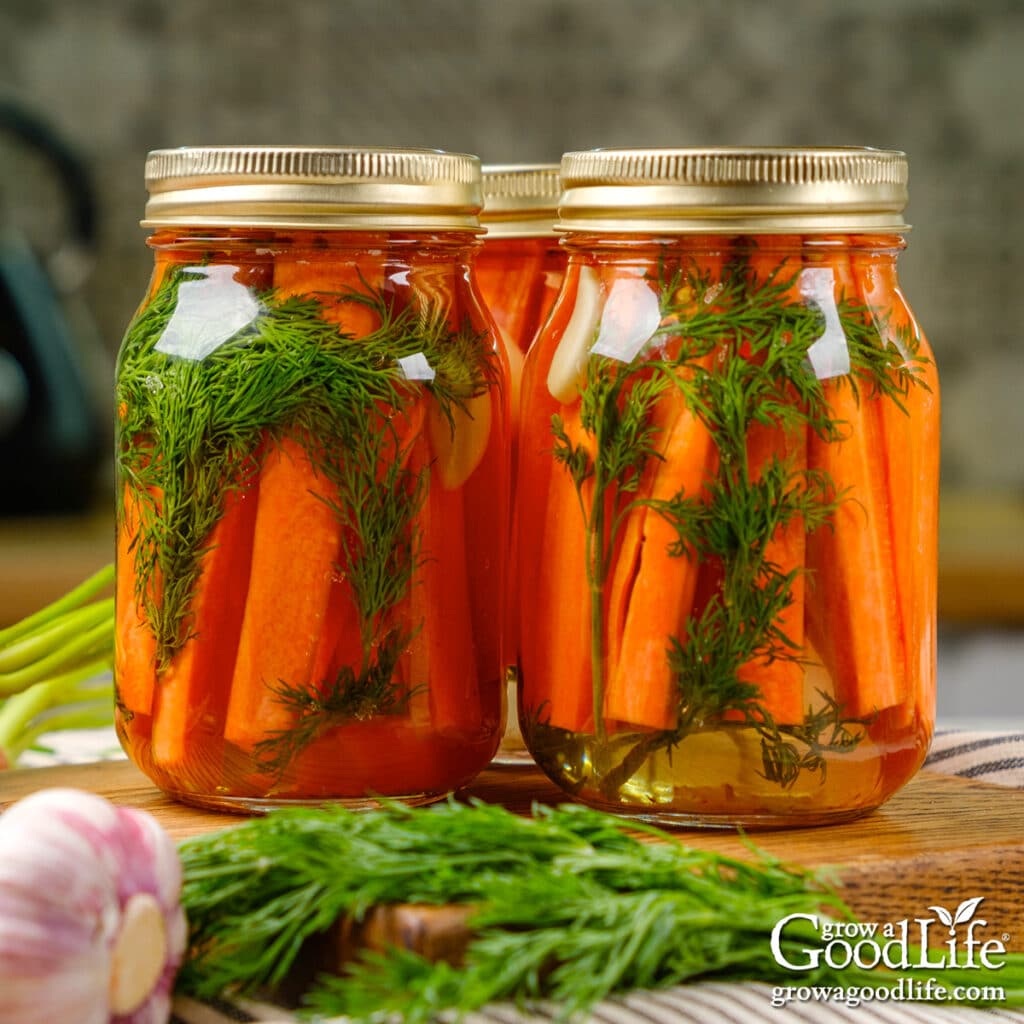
top-left (984, 1008), bottom-right (1024, 1021)
top-left (980, 1009), bottom-right (1024, 1022)
top-left (959, 757), bottom-right (1024, 778)
top-left (926, 735), bottom-right (1024, 763)
top-left (586, 1002), bottom-right (648, 1024)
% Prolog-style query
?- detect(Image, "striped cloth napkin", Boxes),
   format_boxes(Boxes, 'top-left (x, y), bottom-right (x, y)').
top-left (925, 730), bottom-right (1024, 787)
top-left (170, 730), bottom-right (1024, 1024)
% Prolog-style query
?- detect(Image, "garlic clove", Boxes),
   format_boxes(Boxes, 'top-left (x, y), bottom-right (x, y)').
top-left (427, 392), bottom-right (493, 491)
top-left (546, 264), bottom-right (602, 404)
top-left (108, 892), bottom-right (168, 1015)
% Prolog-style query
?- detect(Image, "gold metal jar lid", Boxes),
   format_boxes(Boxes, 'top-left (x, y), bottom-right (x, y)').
top-left (142, 146), bottom-right (484, 232)
top-left (481, 163), bottom-right (561, 238)
top-left (557, 147), bottom-right (909, 234)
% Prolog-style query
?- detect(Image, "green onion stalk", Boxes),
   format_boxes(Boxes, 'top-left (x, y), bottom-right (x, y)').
top-left (0, 564), bottom-right (115, 768)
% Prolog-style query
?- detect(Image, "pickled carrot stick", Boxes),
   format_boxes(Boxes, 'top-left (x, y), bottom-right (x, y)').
top-left (474, 241), bottom-right (547, 432)
top-left (735, 238), bottom-right (808, 725)
top-left (805, 245), bottom-right (907, 717)
top-left (475, 241), bottom-right (550, 355)
top-left (223, 245), bottom-right (388, 746)
top-left (151, 483), bottom-right (258, 766)
top-left (604, 391), bottom-right (717, 731)
top-left (411, 260), bottom-right (506, 702)
top-left (459, 383), bottom-right (509, 679)
top-left (851, 238), bottom-right (940, 727)
top-left (806, 389), bottom-right (904, 716)
top-left (603, 244), bottom-right (728, 732)
top-left (308, 399), bottom-right (428, 690)
top-left (308, 572), bottom-right (362, 694)
top-left (380, 399), bottom-right (427, 478)
top-left (410, 435), bottom-right (483, 738)
top-left (513, 263), bottom-right (590, 687)
top-left (398, 258), bottom-right (497, 737)
top-left (520, 403), bottom-right (594, 734)
top-left (605, 512), bottom-right (641, 685)
top-left (736, 420), bottom-right (807, 725)
top-left (691, 555), bottom-right (725, 619)
top-left (274, 236), bottom-right (385, 338)
top-left (516, 261), bottom-right (589, 543)
top-left (223, 435), bottom-right (341, 751)
top-left (114, 487), bottom-right (159, 717)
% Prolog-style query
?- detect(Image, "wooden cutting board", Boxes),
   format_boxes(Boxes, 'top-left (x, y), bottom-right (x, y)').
top-left (3, 759), bottom-right (1023, 957)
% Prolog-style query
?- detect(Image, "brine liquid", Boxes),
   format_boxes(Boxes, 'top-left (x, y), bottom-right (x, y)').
top-left (521, 705), bottom-right (929, 828)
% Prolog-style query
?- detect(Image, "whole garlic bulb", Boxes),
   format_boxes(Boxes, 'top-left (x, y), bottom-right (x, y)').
top-left (0, 787), bottom-right (187, 1024)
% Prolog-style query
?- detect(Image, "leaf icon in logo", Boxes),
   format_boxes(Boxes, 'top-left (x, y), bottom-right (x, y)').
top-left (953, 896), bottom-right (985, 925)
top-left (929, 905), bottom-right (954, 928)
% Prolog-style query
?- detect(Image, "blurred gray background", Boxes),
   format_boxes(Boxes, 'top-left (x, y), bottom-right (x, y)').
top-left (1, 0), bottom-right (1021, 721)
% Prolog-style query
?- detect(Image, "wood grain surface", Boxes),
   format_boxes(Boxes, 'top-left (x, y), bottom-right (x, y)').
top-left (2, 758), bottom-right (1023, 956)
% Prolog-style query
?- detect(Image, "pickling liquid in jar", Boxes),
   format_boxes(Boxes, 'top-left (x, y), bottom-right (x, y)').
top-left (113, 148), bottom-right (508, 812)
top-left (474, 164), bottom-right (567, 764)
top-left (516, 148), bottom-right (940, 827)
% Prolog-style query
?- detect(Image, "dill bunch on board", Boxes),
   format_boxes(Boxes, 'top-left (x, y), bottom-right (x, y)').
top-left (176, 800), bottom-right (1022, 1022)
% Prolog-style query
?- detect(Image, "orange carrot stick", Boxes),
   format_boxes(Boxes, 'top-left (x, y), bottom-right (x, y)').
top-left (736, 420), bottom-right (807, 724)
top-left (408, 440), bottom-right (483, 738)
top-left (411, 256), bottom-right (503, 738)
top-left (519, 403), bottom-right (594, 735)
top-left (475, 240), bottom-right (552, 355)
top-left (223, 435), bottom-right (341, 751)
top-left (223, 245), bottom-right (388, 752)
top-left (308, 568), bottom-right (362, 695)
top-left (114, 486), bottom-right (159, 717)
top-left (734, 238), bottom-right (808, 725)
top-left (310, 398), bottom-right (427, 692)
top-left (274, 234), bottom-right (386, 338)
top-left (151, 482), bottom-right (258, 767)
top-left (805, 244), bottom-right (907, 717)
top-left (852, 237), bottom-right (940, 727)
top-left (514, 261), bottom-right (589, 609)
top-left (604, 389), bottom-right (717, 730)
top-left (603, 244), bottom-right (727, 732)
top-left (474, 240), bottom-right (546, 435)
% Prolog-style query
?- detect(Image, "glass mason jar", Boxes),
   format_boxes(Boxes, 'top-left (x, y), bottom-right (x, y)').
top-left (475, 163), bottom-right (567, 763)
top-left (476, 164), bottom-right (566, 414)
top-left (114, 146), bottom-right (509, 811)
top-left (517, 147), bottom-right (940, 826)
